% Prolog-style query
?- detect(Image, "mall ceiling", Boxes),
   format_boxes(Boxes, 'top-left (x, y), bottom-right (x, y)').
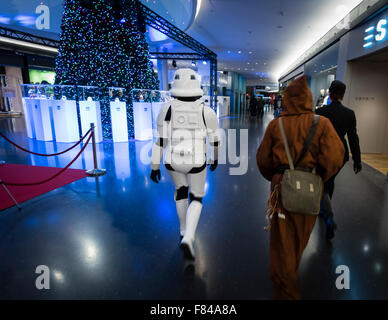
top-left (183, 0), bottom-right (364, 83)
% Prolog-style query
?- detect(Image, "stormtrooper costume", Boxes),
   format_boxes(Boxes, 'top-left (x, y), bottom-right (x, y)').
top-left (150, 68), bottom-right (220, 260)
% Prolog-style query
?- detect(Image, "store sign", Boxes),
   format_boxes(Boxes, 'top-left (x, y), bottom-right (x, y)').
top-left (363, 18), bottom-right (387, 48)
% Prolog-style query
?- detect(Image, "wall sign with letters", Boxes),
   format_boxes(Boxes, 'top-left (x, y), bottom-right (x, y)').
top-left (364, 18), bottom-right (387, 48)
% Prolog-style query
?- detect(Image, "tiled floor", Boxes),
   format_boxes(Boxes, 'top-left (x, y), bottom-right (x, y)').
top-left (0, 111), bottom-right (388, 299)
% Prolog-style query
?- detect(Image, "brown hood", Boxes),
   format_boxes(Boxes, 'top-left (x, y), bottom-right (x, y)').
top-left (282, 75), bottom-right (314, 115)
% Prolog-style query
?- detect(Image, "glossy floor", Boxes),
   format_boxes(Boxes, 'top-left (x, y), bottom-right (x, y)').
top-left (0, 111), bottom-right (388, 299)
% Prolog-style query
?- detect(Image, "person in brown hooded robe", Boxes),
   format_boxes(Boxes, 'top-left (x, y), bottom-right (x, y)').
top-left (256, 76), bottom-right (345, 300)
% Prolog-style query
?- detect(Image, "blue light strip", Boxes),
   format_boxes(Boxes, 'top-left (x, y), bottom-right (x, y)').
top-left (363, 42), bottom-right (373, 48)
top-left (365, 26), bottom-right (375, 33)
top-left (364, 34), bottom-right (374, 40)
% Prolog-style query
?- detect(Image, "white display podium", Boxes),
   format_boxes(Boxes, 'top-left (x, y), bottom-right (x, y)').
top-left (79, 100), bottom-right (103, 143)
top-left (151, 102), bottom-right (164, 137)
top-left (133, 102), bottom-right (152, 141)
top-left (218, 96), bottom-right (230, 117)
top-left (30, 98), bottom-right (54, 141)
top-left (22, 98), bottom-right (37, 139)
top-left (110, 101), bottom-right (128, 142)
top-left (51, 100), bottom-right (80, 143)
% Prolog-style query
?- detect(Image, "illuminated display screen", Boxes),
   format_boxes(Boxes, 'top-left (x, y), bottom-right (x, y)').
top-left (0, 0), bottom-right (62, 39)
top-left (363, 18), bottom-right (387, 48)
top-left (29, 69), bottom-right (56, 84)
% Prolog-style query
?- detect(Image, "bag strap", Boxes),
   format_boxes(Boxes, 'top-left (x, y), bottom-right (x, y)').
top-left (278, 115), bottom-right (320, 170)
top-left (295, 115), bottom-right (320, 167)
top-left (278, 117), bottom-right (295, 170)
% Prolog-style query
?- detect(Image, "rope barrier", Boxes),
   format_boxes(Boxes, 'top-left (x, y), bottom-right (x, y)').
top-left (0, 128), bottom-right (92, 157)
top-left (1, 133), bottom-right (93, 187)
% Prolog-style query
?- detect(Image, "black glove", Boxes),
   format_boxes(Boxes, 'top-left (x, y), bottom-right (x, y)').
top-left (353, 162), bottom-right (362, 174)
top-left (150, 169), bottom-right (161, 183)
top-left (208, 160), bottom-right (218, 172)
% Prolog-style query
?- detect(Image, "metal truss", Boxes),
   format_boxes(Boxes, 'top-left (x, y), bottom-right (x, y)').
top-left (209, 59), bottom-right (217, 111)
top-left (150, 52), bottom-right (209, 61)
top-left (140, 1), bottom-right (218, 109)
top-left (140, 2), bottom-right (216, 59)
top-left (0, 26), bottom-right (59, 49)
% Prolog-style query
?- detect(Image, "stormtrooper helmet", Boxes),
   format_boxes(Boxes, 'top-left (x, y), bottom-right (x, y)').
top-left (170, 68), bottom-right (203, 98)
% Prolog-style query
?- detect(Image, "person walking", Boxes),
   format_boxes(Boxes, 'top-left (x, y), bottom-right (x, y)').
top-left (256, 76), bottom-right (344, 300)
top-left (257, 96), bottom-right (265, 118)
top-left (249, 95), bottom-right (257, 117)
top-left (316, 80), bottom-right (362, 239)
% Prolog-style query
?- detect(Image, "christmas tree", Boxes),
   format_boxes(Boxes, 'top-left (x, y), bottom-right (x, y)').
top-left (55, 0), bottom-right (159, 138)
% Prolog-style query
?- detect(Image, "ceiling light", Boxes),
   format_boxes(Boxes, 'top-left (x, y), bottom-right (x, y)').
top-left (192, 60), bottom-right (196, 66)
top-left (203, 60), bottom-right (207, 65)
top-left (0, 36), bottom-right (58, 53)
top-left (238, 50), bottom-right (242, 54)
top-left (195, 0), bottom-right (202, 20)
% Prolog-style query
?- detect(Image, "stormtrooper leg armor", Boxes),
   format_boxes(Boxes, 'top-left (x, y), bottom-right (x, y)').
top-left (175, 186), bottom-right (189, 238)
top-left (168, 167), bottom-right (207, 260)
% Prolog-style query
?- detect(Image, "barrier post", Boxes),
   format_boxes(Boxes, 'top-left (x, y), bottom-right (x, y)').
top-left (86, 123), bottom-right (106, 177)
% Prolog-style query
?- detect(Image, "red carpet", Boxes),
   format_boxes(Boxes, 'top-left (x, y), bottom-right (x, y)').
top-left (0, 163), bottom-right (87, 211)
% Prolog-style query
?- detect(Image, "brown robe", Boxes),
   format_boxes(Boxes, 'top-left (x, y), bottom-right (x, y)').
top-left (257, 76), bottom-right (345, 300)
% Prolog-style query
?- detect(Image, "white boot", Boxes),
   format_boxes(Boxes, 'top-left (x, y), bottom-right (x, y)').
top-left (176, 199), bottom-right (188, 238)
top-left (181, 201), bottom-right (203, 260)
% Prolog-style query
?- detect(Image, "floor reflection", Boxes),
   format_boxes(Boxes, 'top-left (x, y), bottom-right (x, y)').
top-left (0, 113), bottom-right (388, 299)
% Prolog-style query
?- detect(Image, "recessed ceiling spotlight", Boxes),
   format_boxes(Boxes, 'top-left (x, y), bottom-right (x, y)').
top-left (247, 62), bottom-right (250, 64)
top-left (249, 51), bottom-right (253, 54)
top-left (228, 50), bottom-right (231, 53)
top-left (203, 60), bottom-right (207, 65)
top-left (238, 50), bottom-right (242, 54)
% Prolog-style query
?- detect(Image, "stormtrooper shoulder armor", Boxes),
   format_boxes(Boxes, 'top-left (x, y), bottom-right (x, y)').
top-left (157, 102), bottom-right (172, 127)
top-left (203, 105), bottom-right (218, 132)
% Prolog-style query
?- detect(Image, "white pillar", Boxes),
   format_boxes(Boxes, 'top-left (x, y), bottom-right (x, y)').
top-left (157, 59), bottom-right (169, 91)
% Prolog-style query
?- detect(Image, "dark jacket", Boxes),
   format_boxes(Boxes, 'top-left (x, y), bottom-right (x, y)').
top-left (316, 101), bottom-right (361, 165)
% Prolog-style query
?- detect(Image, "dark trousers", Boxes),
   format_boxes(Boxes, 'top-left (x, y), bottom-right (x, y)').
top-left (321, 168), bottom-right (341, 222)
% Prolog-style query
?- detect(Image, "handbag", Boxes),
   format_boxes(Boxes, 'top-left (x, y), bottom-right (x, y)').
top-left (278, 115), bottom-right (323, 215)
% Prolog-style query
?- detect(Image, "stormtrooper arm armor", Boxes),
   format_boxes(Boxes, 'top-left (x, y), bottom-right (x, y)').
top-left (204, 106), bottom-right (220, 163)
top-left (151, 104), bottom-right (171, 171)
